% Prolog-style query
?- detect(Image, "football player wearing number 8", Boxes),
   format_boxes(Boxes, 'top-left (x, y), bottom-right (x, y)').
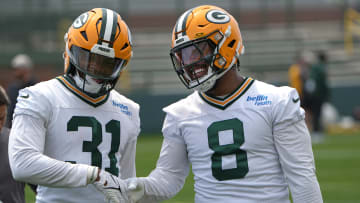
top-left (127, 5), bottom-right (323, 203)
top-left (8, 8), bottom-right (140, 203)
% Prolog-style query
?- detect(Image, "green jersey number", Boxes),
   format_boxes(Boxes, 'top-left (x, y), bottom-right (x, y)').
top-left (207, 118), bottom-right (248, 181)
top-left (67, 116), bottom-right (121, 176)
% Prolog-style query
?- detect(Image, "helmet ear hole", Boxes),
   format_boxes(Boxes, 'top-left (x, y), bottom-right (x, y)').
top-left (228, 40), bottom-right (236, 48)
top-left (81, 31), bottom-right (88, 41)
top-left (121, 43), bottom-right (129, 50)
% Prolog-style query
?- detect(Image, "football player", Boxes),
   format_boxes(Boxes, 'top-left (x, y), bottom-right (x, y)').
top-left (8, 8), bottom-right (139, 203)
top-left (127, 5), bottom-right (323, 203)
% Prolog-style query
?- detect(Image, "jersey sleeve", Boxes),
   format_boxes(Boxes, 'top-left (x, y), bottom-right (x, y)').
top-left (8, 114), bottom-right (91, 187)
top-left (272, 87), bottom-right (305, 127)
top-left (272, 87), bottom-right (323, 203)
top-left (161, 108), bottom-right (184, 143)
top-left (137, 112), bottom-right (189, 202)
top-left (138, 138), bottom-right (189, 202)
top-left (14, 87), bottom-right (52, 125)
top-left (131, 102), bottom-right (141, 138)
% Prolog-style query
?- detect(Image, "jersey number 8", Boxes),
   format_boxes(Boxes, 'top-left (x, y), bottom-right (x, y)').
top-left (207, 118), bottom-right (248, 181)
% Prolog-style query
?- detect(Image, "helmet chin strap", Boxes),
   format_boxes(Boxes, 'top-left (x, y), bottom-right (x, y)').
top-left (194, 76), bottom-right (216, 92)
top-left (195, 61), bottom-right (235, 93)
top-left (73, 71), bottom-right (103, 94)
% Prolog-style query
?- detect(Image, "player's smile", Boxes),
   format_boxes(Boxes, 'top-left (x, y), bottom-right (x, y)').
top-left (186, 63), bottom-right (208, 80)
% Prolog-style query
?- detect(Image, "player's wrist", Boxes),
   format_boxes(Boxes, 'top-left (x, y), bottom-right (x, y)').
top-left (95, 168), bottom-right (101, 182)
top-left (86, 166), bottom-right (99, 184)
top-left (127, 177), bottom-right (145, 202)
top-left (92, 170), bottom-right (129, 202)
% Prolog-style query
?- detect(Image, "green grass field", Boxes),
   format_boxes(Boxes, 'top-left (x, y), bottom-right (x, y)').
top-left (25, 133), bottom-right (360, 202)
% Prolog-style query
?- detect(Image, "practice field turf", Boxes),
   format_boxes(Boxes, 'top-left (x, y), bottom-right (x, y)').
top-left (25, 133), bottom-right (360, 202)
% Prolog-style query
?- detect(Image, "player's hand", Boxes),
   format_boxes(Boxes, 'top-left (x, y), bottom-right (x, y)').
top-left (126, 178), bottom-right (145, 203)
top-left (92, 168), bottom-right (128, 203)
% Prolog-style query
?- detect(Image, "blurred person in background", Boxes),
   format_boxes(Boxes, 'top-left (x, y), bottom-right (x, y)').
top-left (8, 8), bottom-right (139, 203)
top-left (127, 5), bottom-right (323, 203)
top-left (303, 50), bottom-right (329, 143)
top-left (288, 51), bottom-right (305, 102)
top-left (289, 50), bottom-right (318, 137)
top-left (352, 106), bottom-right (360, 121)
top-left (288, 50), bottom-right (314, 107)
top-left (0, 85), bottom-right (25, 203)
top-left (6, 53), bottom-right (37, 128)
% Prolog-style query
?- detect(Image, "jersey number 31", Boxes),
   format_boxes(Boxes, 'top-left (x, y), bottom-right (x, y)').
top-left (67, 116), bottom-right (120, 176)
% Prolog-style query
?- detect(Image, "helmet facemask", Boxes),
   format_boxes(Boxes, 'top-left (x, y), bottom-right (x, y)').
top-left (170, 30), bottom-right (228, 92)
top-left (66, 43), bottom-right (127, 96)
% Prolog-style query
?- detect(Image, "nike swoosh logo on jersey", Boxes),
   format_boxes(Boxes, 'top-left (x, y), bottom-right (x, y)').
top-left (19, 94), bottom-right (29, 99)
top-left (292, 97), bottom-right (300, 103)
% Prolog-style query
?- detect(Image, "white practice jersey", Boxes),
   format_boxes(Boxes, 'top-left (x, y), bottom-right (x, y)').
top-left (142, 77), bottom-right (322, 203)
top-left (8, 75), bottom-right (140, 203)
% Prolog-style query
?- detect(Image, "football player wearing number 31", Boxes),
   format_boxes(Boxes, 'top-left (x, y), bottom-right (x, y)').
top-left (127, 5), bottom-right (323, 203)
top-left (8, 8), bottom-right (140, 203)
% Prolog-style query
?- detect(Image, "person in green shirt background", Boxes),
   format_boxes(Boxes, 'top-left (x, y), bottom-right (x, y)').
top-left (303, 50), bottom-right (330, 143)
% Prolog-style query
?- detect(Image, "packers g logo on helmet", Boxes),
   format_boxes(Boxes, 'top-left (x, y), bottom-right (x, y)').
top-left (206, 10), bottom-right (230, 24)
top-left (72, 12), bottom-right (89, 29)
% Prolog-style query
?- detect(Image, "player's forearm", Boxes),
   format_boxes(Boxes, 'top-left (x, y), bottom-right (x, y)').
top-left (284, 161), bottom-right (323, 203)
top-left (138, 138), bottom-right (189, 201)
top-left (291, 180), bottom-right (323, 203)
top-left (139, 168), bottom-right (186, 202)
top-left (274, 120), bottom-right (323, 202)
top-left (8, 114), bottom-right (90, 187)
top-left (9, 146), bottom-right (89, 187)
